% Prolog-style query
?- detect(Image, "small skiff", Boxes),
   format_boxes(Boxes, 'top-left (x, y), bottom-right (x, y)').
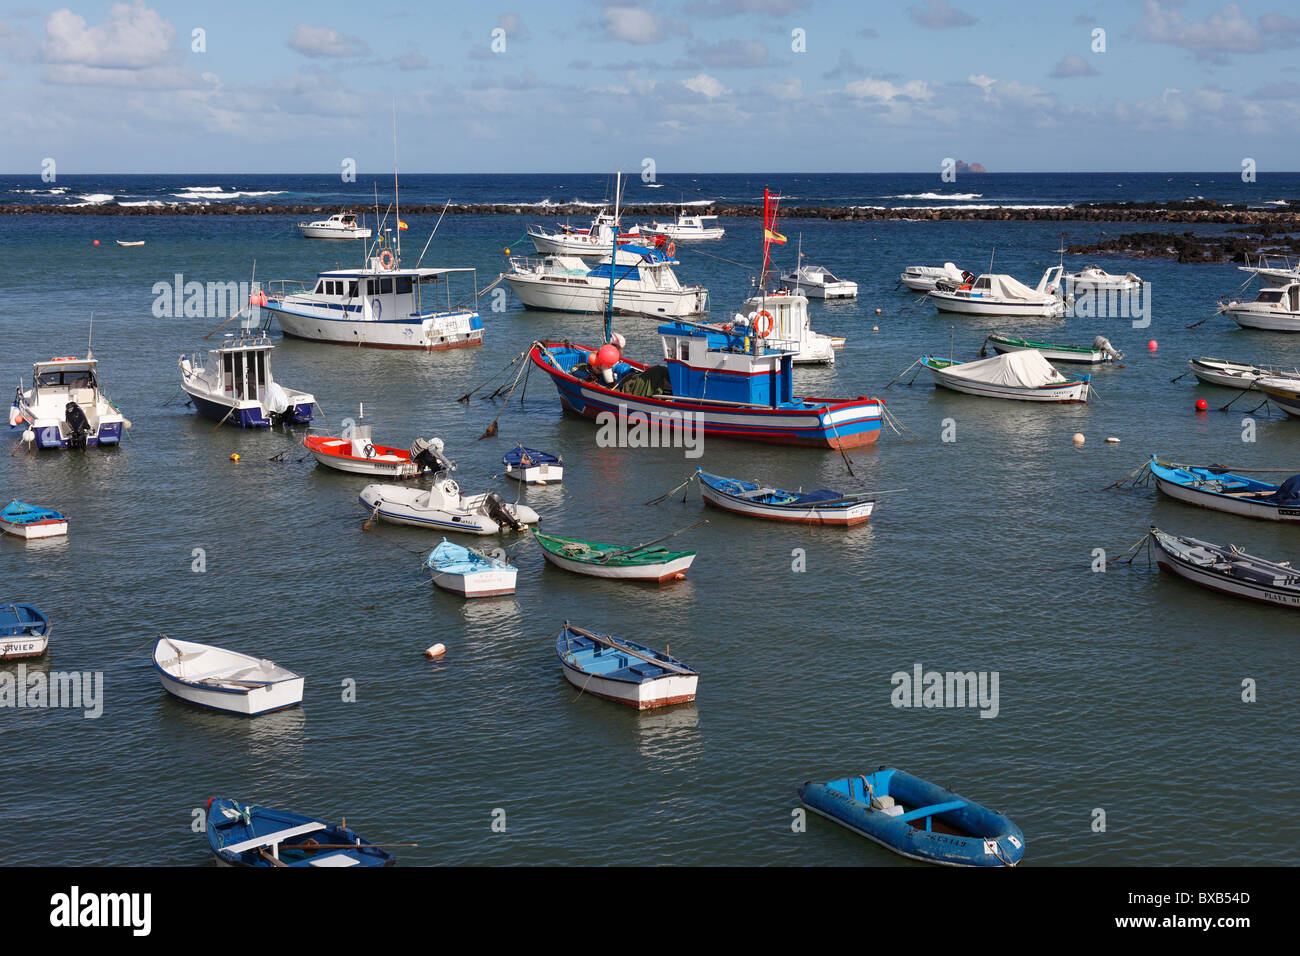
top-left (115, 240), bottom-right (145, 247)
top-left (921, 351), bottom-right (1090, 403)
top-left (426, 539), bottom-right (518, 597)
top-left (304, 431), bottom-right (444, 479)
top-left (1187, 357), bottom-right (1278, 390)
top-left (152, 636), bottom-right (304, 716)
top-left (1147, 456), bottom-right (1300, 523)
top-left (0, 602), bottom-right (51, 659)
top-left (359, 480), bottom-right (539, 535)
top-left (1150, 527), bottom-right (1300, 608)
top-left (899, 263), bottom-right (965, 292)
top-left (1255, 374), bottom-right (1300, 418)
top-left (502, 444), bottom-right (563, 485)
top-left (535, 531), bottom-right (696, 582)
top-left (983, 333), bottom-right (1122, 365)
top-left (0, 501), bottom-right (68, 539)
top-left (798, 768), bottom-right (1025, 867)
top-left (696, 468), bottom-right (875, 526)
top-left (206, 797), bottom-right (396, 867)
top-left (556, 622), bottom-right (698, 710)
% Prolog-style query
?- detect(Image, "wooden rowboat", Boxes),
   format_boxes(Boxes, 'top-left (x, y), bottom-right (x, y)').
top-left (206, 797), bottom-right (398, 867)
top-left (0, 602), bottom-right (51, 659)
top-left (1146, 456), bottom-right (1300, 523)
top-left (920, 352), bottom-right (1090, 403)
top-left (534, 531), bottom-right (696, 582)
top-left (502, 444), bottom-right (563, 485)
top-left (152, 636), bottom-right (304, 716)
top-left (1187, 357), bottom-right (1279, 390)
top-left (696, 468), bottom-right (874, 526)
top-left (982, 333), bottom-right (1121, 365)
top-left (556, 622), bottom-right (698, 709)
top-left (425, 539), bottom-right (517, 597)
top-left (1150, 527), bottom-right (1300, 608)
top-left (0, 500), bottom-right (68, 539)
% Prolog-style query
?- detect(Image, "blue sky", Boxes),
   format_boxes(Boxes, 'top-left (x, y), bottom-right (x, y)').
top-left (1, 0), bottom-right (1297, 173)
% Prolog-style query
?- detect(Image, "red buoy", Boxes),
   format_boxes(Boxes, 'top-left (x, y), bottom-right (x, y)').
top-left (1147, 340), bottom-right (1158, 350)
top-left (1195, 399), bottom-right (1208, 411)
top-left (92, 239), bottom-right (99, 246)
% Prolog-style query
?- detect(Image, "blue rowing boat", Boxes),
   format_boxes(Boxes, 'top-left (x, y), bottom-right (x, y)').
top-left (502, 444), bottom-right (563, 484)
top-left (1146, 455), bottom-right (1300, 523)
top-left (556, 622), bottom-right (698, 709)
top-left (0, 500), bottom-right (68, 539)
top-left (205, 797), bottom-right (397, 867)
top-left (0, 602), bottom-right (51, 659)
top-left (798, 768), bottom-right (1025, 866)
top-left (696, 468), bottom-right (875, 526)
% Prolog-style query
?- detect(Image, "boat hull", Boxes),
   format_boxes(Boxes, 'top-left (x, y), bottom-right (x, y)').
top-left (504, 463), bottom-right (562, 485)
top-left (266, 303), bottom-right (483, 351)
top-left (1256, 380), bottom-right (1300, 417)
top-left (1226, 306), bottom-right (1300, 331)
top-left (358, 488), bottom-right (538, 535)
top-left (986, 339), bottom-right (1106, 365)
top-left (1152, 532), bottom-right (1300, 608)
top-left (558, 657), bottom-right (697, 709)
top-left (155, 669), bottom-right (304, 715)
top-left (298, 225), bottom-right (372, 240)
top-left (431, 567), bottom-right (518, 597)
top-left (505, 275), bottom-right (707, 317)
top-left (529, 344), bottom-right (882, 450)
top-left (0, 633), bottom-right (49, 659)
top-left (1150, 467), bottom-right (1300, 523)
top-left (1188, 359), bottom-right (1265, 389)
top-left (184, 389), bottom-right (313, 428)
top-left (0, 517), bottom-right (68, 539)
top-left (930, 293), bottom-right (1063, 317)
top-left (926, 367), bottom-right (1090, 403)
top-left (699, 485), bottom-right (873, 526)
top-left (23, 417), bottom-right (123, 450)
top-left (539, 546), bottom-right (695, 582)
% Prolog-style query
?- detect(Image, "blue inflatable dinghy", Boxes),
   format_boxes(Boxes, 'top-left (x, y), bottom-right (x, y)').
top-left (798, 767), bottom-right (1025, 866)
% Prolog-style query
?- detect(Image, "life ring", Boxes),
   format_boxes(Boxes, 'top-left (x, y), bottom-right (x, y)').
top-left (665, 241), bottom-right (676, 258)
top-left (363, 443), bottom-right (376, 459)
top-left (379, 250), bottom-right (395, 270)
top-left (958, 283), bottom-right (972, 291)
top-left (753, 309), bottom-right (774, 337)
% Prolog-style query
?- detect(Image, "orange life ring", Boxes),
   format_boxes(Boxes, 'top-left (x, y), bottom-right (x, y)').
top-left (379, 250), bottom-right (395, 270)
top-left (753, 309), bottom-right (774, 337)
top-left (958, 282), bottom-right (972, 291)
top-left (665, 241), bottom-right (676, 258)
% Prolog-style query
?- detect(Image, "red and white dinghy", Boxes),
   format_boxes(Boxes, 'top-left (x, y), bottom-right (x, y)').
top-left (303, 427), bottom-right (447, 479)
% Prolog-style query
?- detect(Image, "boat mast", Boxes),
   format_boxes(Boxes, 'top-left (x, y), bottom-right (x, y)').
top-left (392, 100), bottom-right (401, 265)
top-left (604, 171), bottom-right (620, 344)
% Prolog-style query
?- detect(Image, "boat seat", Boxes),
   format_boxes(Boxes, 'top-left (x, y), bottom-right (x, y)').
top-left (307, 853), bottom-right (361, 867)
top-left (895, 799), bottom-right (966, 825)
top-left (874, 795), bottom-right (896, 810)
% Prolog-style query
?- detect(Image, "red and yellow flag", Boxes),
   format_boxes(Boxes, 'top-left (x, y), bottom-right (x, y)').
top-left (764, 228), bottom-right (786, 244)
top-left (398, 219), bottom-right (409, 231)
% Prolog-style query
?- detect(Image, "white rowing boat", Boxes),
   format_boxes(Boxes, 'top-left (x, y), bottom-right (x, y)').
top-left (152, 637), bottom-right (304, 716)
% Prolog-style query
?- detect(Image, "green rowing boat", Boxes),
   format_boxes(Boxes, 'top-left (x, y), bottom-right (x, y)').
top-left (983, 333), bottom-right (1121, 365)
top-left (534, 532), bottom-right (698, 583)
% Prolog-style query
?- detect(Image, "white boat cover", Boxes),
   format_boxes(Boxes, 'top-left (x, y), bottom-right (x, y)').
top-left (976, 273), bottom-right (1043, 301)
top-left (942, 349), bottom-right (1068, 387)
top-left (264, 382), bottom-right (290, 415)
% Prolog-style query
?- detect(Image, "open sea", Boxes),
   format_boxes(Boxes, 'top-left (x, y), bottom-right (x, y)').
top-left (1, 172), bottom-right (1297, 866)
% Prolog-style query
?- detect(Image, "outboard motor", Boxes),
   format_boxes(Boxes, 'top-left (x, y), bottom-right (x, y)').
top-left (410, 437), bottom-right (453, 474)
top-left (482, 492), bottom-right (523, 531)
top-left (1093, 335), bottom-right (1124, 361)
top-left (64, 402), bottom-right (91, 450)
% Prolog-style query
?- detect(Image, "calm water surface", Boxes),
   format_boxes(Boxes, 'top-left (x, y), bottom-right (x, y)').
top-left (1, 207), bottom-right (1296, 865)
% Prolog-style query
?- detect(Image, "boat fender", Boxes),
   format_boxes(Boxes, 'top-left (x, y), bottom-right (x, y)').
top-left (753, 310), bottom-right (774, 337)
top-left (424, 643), bottom-right (446, 659)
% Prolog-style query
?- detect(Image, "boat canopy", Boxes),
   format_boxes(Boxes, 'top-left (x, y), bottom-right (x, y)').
top-left (943, 350), bottom-right (1069, 387)
top-left (1268, 475), bottom-right (1300, 506)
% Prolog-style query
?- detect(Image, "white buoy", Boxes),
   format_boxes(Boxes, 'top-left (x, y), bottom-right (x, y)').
top-left (1072, 433), bottom-right (1086, 445)
top-left (1105, 436), bottom-right (1120, 444)
top-left (21, 429), bottom-right (35, 444)
top-left (423, 643), bottom-right (446, 660)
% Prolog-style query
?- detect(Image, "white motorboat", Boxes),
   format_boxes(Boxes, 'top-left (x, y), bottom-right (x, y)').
top-left (1065, 265), bottom-right (1142, 292)
top-left (304, 429), bottom-right (446, 479)
top-left (1187, 357), bottom-right (1294, 389)
top-left (152, 636), bottom-right (304, 716)
top-left (1222, 281), bottom-right (1300, 331)
top-left (1238, 254), bottom-right (1300, 285)
top-left (929, 266), bottom-right (1066, 317)
top-left (297, 211), bottom-right (372, 240)
top-left (900, 262), bottom-right (966, 291)
top-left (504, 244), bottom-right (708, 317)
top-left (730, 289), bottom-right (837, 364)
top-left (1255, 374), bottom-right (1300, 418)
top-left (179, 330), bottom-right (315, 428)
top-left (638, 211), bottom-right (724, 242)
top-left (10, 353), bottom-right (129, 450)
top-left (358, 478), bottom-right (539, 534)
top-left (919, 349), bottom-right (1090, 402)
top-left (782, 264), bottom-right (858, 299)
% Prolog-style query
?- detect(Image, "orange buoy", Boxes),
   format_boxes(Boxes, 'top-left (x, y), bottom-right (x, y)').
top-left (92, 240), bottom-right (99, 246)
top-left (424, 643), bottom-right (446, 660)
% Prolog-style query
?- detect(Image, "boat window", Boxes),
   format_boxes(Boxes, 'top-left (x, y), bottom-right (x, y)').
top-left (314, 279), bottom-right (326, 294)
top-left (973, 278), bottom-right (990, 290)
top-left (222, 351), bottom-right (233, 389)
top-left (347, 281), bottom-right (359, 298)
top-left (1260, 290), bottom-right (1284, 303)
top-left (395, 276), bottom-right (413, 295)
top-left (253, 351), bottom-right (266, 387)
top-left (370, 278), bottom-right (394, 295)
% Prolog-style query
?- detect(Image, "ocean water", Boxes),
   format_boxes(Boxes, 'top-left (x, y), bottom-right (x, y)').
top-left (0, 188), bottom-right (1297, 866)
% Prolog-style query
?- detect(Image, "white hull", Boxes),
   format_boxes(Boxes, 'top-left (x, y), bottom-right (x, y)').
top-left (359, 485), bottom-right (539, 535)
top-left (504, 463), bottom-right (562, 485)
top-left (157, 670), bottom-right (304, 715)
top-left (901, 275), bottom-right (941, 291)
top-left (1188, 359), bottom-right (1265, 389)
top-left (1153, 475), bottom-right (1300, 523)
top-left (930, 293), bottom-right (1064, 317)
top-left (0, 518), bottom-right (68, 539)
top-left (928, 368), bottom-right (1090, 402)
top-left (1155, 552), bottom-right (1300, 607)
top-left (505, 274), bottom-right (706, 316)
top-left (529, 232), bottom-right (615, 257)
top-left (540, 548), bottom-right (695, 581)
top-left (799, 283), bottom-right (857, 299)
top-left (559, 659), bottom-right (698, 709)
top-left (268, 304), bottom-right (482, 350)
top-left (1225, 306), bottom-right (1300, 331)
top-left (987, 341), bottom-right (1106, 365)
top-left (431, 567), bottom-right (518, 597)
top-left (307, 448), bottom-right (422, 478)
top-left (0, 633), bottom-right (49, 659)
top-left (700, 486), bottom-right (873, 525)
top-left (153, 638), bottom-right (303, 716)
top-left (298, 225), bottom-right (372, 240)
top-left (641, 227), bottom-right (724, 242)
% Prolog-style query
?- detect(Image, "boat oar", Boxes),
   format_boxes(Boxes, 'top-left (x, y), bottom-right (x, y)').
top-left (258, 848), bottom-right (289, 867)
top-left (884, 359), bottom-right (920, 389)
top-left (596, 519), bottom-right (709, 563)
top-left (564, 623), bottom-right (695, 675)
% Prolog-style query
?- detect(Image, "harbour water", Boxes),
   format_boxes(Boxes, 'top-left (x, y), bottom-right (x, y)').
top-left (1, 174), bottom-right (1296, 865)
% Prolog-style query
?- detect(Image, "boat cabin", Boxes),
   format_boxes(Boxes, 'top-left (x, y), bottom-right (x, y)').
top-left (31, 357), bottom-right (100, 398)
top-left (1254, 282), bottom-right (1300, 311)
top-left (204, 334), bottom-right (277, 403)
top-left (298, 265), bottom-right (478, 320)
top-left (658, 321), bottom-right (794, 407)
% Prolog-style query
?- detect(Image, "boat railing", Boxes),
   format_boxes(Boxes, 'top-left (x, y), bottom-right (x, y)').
top-left (262, 279), bottom-right (312, 299)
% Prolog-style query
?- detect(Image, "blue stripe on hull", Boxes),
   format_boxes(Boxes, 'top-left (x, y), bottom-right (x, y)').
top-left (190, 395), bottom-right (313, 428)
top-left (32, 422), bottom-right (123, 450)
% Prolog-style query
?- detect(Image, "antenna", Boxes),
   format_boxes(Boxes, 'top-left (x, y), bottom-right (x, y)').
top-left (392, 99), bottom-right (400, 263)
top-left (87, 313), bottom-right (94, 359)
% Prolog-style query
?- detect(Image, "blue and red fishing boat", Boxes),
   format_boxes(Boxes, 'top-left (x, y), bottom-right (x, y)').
top-left (528, 188), bottom-right (884, 450)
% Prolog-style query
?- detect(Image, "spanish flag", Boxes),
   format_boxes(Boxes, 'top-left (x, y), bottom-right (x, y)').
top-left (764, 228), bottom-right (786, 244)
top-left (398, 219), bottom-right (409, 231)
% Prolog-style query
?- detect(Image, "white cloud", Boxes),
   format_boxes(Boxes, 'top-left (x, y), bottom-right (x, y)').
top-left (43, 0), bottom-right (175, 70)
top-left (1050, 54), bottom-right (1098, 78)
top-left (682, 73), bottom-right (729, 99)
top-left (1135, 1), bottom-right (1300, 58)
top-left (845, 77), bottom-right (933, 103)
top-left (287, 24), bottom-right (370, 58)
top-left (602, 7), bottom-right (681, 44)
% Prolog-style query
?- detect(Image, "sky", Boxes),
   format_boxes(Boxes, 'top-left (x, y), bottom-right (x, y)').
top-left (0, 0), bottom-right (1297, 173)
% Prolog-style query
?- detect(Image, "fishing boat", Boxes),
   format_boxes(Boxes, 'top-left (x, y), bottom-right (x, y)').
top-left (535, 531), bottom-right (696, 582)
top-left (983, 333), bottom-right (1122, 365)
top-left (731, 287), bottom-right (837, 364)
top-left (782, 263), bottom-right (858, 299)
top-left (638, 210), bottom-right (724, 242)
top-left (696, 468), bottom-right (874, 526)
top-left (152, 636), bottom-right (304, 716)
top-left (359, 479), bottom-right (538, 534)
top-left (115, 240), bottom-right (145, 247)
top-left (920, 350), bottom-right (1090, 402)
top-left (504, 244), bottom-right (708, 317)
top-left (929, 266), bottom-right (1066, 317)
top-left (206, 797), bottom-right (397, 867)
top-left (900, 263), bottom-right (966, 292)
top-left (798, 768), bottom-right (1025, 867)
top-left (1222, 281), bottom-right (1300, 331)
top-left (1146, 456), bottom-right (1300, 522)
top-left (528, 188), bottom-right (884, 450)
top-left (1150, 527), bottom-right (1300, 608)
top-left (297, 211), bottom-right (372, 240)
top-left (425, 539), bottom-right (517, 597)
top-left (179, 330), bottom-right (314, 428)
top-left (502, 445), bottom-right (562, 485)
top-left (1255, 374), bottom-right (1300, 417)
top-left (1064, 265), bottom-right (1142, 292)
top-left (0, 603), bottom-right (51, 659)
top-left (0, 501), bottom-right (68, 539)
top-left (556, 622), bottom-right (698, 709)
top-left (10, 353), bottom-right (128, 450)
top-left (1187, 357), bottom-right (1283, 389)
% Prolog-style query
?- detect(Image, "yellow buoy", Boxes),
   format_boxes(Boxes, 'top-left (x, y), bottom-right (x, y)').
top-left (230, 453), bottom-right (241, 462)
top-left (503, 247), bottom-right (510, 255)
top-left (875, 308), bottom-right (882, 315)
top-left (872, 326), bottom-right (879, 332)
top-left (424, 643), bottom-right (447, 660)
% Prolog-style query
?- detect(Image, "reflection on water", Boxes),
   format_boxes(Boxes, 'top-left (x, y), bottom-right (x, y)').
top-left (157, 695), bottom-right (308, 758)
top-left (635, 705), bottom-right (703, 769)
